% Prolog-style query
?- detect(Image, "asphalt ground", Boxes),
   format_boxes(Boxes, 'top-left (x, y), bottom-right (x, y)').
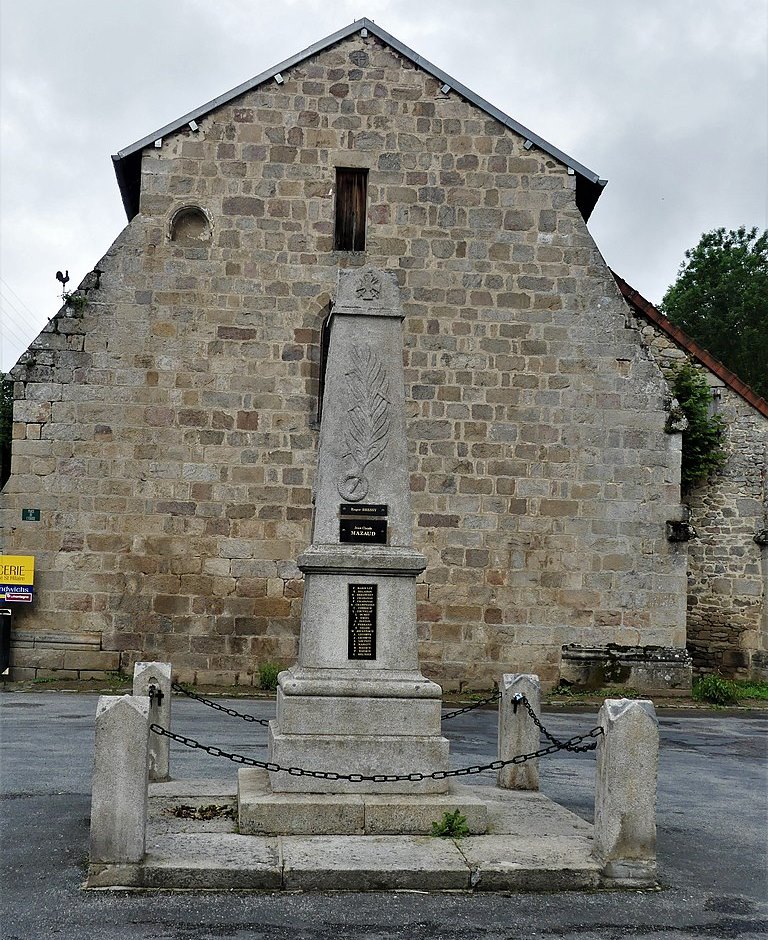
top-left (1, 691), bottom-right (766, 940)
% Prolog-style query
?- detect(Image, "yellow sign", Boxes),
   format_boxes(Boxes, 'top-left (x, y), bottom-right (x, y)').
top-left (0, 555), bottom-right (35, 585)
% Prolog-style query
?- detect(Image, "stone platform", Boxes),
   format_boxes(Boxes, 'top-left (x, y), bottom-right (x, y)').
top-left (238, 769), bottom-right (489, 835)
top-left (86, 778), bottom-right (609, 891)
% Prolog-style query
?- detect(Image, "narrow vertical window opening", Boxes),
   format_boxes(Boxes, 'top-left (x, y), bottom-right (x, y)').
top-left (334, 168), bottom-right (368, 251)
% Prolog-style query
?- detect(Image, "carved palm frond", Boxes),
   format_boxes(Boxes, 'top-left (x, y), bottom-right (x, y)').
top-left (344, 346), bottom-right (391, 471)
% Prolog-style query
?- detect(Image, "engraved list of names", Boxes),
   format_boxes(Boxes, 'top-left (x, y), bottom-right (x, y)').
top-left (348, 584), bottom-right (377, 660)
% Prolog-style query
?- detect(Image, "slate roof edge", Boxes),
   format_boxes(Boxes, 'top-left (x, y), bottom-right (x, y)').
top-left (613, 271), bottom-right (768, 420)
top-left (111, 16), bottom-right (606, 221)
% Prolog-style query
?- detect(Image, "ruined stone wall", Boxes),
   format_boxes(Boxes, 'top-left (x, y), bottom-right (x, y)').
top-left (633, 319), bottom-right (768, 677)
top-left (1, 32), bottom-right (686, 688)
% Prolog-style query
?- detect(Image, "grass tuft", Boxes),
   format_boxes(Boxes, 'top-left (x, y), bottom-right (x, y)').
top-left (258, 661), bottom-right (281, 692)
top-left (431, 809), bottom-right (470, 839)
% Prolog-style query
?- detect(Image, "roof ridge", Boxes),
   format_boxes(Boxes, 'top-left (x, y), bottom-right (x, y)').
top-left (112, 17), bottom-right (606, 220)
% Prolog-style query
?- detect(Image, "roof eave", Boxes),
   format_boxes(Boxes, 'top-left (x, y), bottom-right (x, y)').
top-left (113, 17), bottom-right (606, 221)
top-left (613, 271), bottom-right (768, 420)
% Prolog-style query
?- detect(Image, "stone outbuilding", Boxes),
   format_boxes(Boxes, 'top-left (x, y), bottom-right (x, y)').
top-left (2, 19), bottom-right (765, 689)
top-left (615, 276), bottom-right (768, 680)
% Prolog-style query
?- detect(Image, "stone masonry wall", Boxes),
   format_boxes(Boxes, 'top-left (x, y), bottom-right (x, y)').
top-left (633, 319), bottom-right (768, 677)
top-left (0, 32), bottom-right (687, 688)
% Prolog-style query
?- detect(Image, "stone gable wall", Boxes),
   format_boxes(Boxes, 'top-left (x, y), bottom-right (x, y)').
top-left (1, 32), bottom-right (686, 688)
top-left (633, 319), bottom-right (768, 677)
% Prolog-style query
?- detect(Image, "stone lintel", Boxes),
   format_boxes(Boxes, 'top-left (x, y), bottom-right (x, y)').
top-left (278, 666), bottom-right (442, 700)
top-left (297, 544), bottom-right (427, 576)
top-left (560, 644), bottom-right (692, 693)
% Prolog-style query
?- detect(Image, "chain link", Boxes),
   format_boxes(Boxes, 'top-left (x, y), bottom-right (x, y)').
top-left (150, 722), bottom-right (603, 782)
top-left (171, 682), bottom-right (271, 726)
top-left (173, 680), bottom-right (498, 724)
top-left (170, 683), bottom-right (599, 757)
top-left (441, 688), bottom-right (501, 720)
top-left (513, 693), bottom-right (599, 753)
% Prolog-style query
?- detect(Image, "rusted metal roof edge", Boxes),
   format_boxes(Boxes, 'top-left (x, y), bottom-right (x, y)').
top-left (112, 17), bottom-right (606, 219)
top-left (613, 271), bottom-right (768, 420)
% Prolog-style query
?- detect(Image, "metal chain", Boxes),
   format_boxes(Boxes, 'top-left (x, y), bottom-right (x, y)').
top-left (513, 693), bottom-right (596, 753)
top-left (171, 683), bottom-right (595, 755)
top-left (173, 678), bottom-right (499, 724)
top-left (441, 688), bottom-right (501, 720)
top-left (150, 722), bottom-right (603, 782)
top-left (171, 682), bottom-right (271, 727)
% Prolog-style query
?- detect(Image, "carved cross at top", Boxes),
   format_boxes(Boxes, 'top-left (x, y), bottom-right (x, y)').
top-left (355, 271), bottom-right (381, 301)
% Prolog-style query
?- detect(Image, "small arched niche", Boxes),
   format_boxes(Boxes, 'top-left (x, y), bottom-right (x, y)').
top-left (169, 205), bottom-right (212, 244)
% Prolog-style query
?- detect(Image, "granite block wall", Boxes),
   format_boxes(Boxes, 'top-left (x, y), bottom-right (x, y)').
top-left (1, 32), bottom-right (687, 688)
top-left (633, 321), bottom-right (768, 677)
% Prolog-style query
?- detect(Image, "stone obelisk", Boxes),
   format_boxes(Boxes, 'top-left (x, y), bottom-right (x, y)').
top-left (268, 267), bottom-right (450, 793)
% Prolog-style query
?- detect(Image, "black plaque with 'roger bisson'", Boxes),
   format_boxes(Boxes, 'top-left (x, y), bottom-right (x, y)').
top-left (348, 583), bottom-right (377, 660)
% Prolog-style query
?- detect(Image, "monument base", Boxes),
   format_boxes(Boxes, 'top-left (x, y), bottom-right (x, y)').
top-left (238, 769), bottom-right (487, 833)
top-left (268, 722), bottom-right (451, 794)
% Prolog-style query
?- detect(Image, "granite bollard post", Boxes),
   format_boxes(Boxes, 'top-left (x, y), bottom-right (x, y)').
top-left (497, 673), bottom-right (541, 790)
top-left (89, 695), bottom-right (150, 866)
top-left (133, 661), bottom-right (172, 781)
top-left (593, 698), bottom-right (658, 886)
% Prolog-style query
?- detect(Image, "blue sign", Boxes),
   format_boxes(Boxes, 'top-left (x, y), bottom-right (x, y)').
top-left (0, 585), bottom-right (33, 603)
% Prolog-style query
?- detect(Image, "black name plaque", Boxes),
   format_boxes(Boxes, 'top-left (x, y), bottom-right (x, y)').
top-left (348, 583), bottom-right (377, 660)
top-left (340, 504), bottom-right (388, 517)
top-left (339, 518), bottom-right (387, 544)
top-left (339, 503), bottom-right (388, 544)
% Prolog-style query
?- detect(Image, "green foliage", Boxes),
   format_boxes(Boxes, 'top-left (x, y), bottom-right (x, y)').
top-left (692, 678), bottom-right (768, 705)
top-left (732, 680), bottom-right (768, 701)
top-left (692, 674), bottom-right (739, 706)
top-left (62, 291), bottom-right (88, 312)
top-left (105, 670), bottom-right (131, 685)
top-left (431, 809), bottom-right (470, 839)
top-left (0, 378), bottom-right (12, 487)
top-left (549, 685), bottom-right (641, 699)
top-left (661, 226), bottom-right (768, 400)
top-left (258, 661), bottom-right (281, 691)
top-left (669, 361), bottom-right (727, 490)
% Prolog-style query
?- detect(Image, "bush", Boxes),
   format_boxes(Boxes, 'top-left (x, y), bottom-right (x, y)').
top-left (692, 674), bottom-right (739, 705)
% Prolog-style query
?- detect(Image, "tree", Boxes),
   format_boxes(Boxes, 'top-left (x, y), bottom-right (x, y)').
top-left (661, 226), bottom-right (768, 401)
top-left (0, 378), bottom-right (12, 489)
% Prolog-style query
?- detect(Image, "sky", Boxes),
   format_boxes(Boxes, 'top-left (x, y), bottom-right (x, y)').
top-left (1, 0), bottom-right (766, 373)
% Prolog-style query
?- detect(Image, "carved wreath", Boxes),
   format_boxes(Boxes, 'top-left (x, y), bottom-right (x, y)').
top-left (337, 345), bottom-right (391, 502)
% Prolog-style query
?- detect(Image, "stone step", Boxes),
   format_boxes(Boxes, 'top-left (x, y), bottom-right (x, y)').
top-left (237, 768), bottom-right (489, 835)
top-left (84, 779), bottom-right (619, 891)
top-left (89, 831), bottom-right (602, 891)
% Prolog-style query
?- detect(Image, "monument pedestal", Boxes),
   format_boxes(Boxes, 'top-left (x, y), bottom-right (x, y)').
top-left (268, 545), bottom-right (451, 794)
